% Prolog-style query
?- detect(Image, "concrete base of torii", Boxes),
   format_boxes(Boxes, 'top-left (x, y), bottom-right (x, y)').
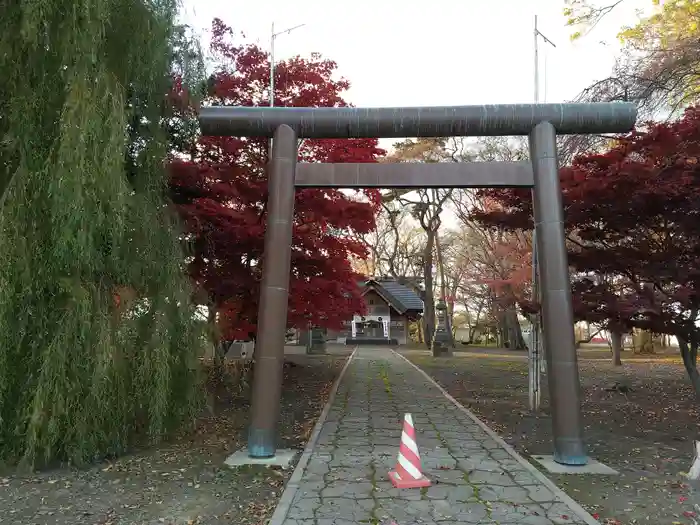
top-left (224, 448), bottom-right (298, 469)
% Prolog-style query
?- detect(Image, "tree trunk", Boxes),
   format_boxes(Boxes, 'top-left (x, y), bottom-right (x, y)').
top-left (466, 300), bottom-right (484, 343)
top-left (207, 305), bottom-right (218, 341)
top-left (633, 329), bottom-right (655, 354)
top-left (502, 304), bottom-right (525, 350)
top-left (491, 291), bottom-right (505, 347)
top-left (494, 288), bottom-right (525, 350)
top-left (423, 232), bottom-right (436, 351)
top-left (448, 281), bottom-right (460, 336)
top-left (611, 331), bottom-right (623, 366)
top-left (434, 230), bottom-right (454, 347)
top-left (678, 338), bottom-right (700, 400)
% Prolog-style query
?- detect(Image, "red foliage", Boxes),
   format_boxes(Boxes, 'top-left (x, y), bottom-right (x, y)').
top-left (169, 19), bottom-right (384, 339)
top-left (459, 195), bottom-right (533, 309)
top-left (472, 107), bottom-right (700, 345)
top-left (476, 237), bottom-right (532, 290)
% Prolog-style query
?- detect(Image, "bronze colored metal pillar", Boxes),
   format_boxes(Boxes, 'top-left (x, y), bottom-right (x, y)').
top-left (529, 121), bottom-right (588, 466)
top-left (247, 124), bottom-right (298, 458)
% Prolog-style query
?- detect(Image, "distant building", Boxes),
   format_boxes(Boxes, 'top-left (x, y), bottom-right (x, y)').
top-left (453, 326), bottom-right (490, 344)
top-left (325, 278), bottom-right (424, 345)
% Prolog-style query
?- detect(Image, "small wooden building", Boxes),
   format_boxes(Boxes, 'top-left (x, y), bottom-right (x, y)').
top-left (326, 278), bottom-right (424, 345)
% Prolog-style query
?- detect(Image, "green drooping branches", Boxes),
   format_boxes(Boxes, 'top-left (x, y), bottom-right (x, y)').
top-left (0, 0), bottom-right (202, 467)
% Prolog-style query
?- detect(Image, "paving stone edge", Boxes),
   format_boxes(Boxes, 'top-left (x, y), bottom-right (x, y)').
top-left (267, 347), bottom-right (358, 525)
top-left (394, 349), bottom-right (602, 525)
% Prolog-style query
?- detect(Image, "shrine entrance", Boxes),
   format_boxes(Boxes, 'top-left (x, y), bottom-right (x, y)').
top-left (365, 320), bottom-right (384, 339)
top-left (198, 102), bottom-right (637, 467)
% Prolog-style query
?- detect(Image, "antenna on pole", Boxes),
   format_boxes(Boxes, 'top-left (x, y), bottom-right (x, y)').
top-left (534, 15), bottom-right (557, 103)
top-left (534, 15), bottom-right (539, 103)
top-left (530, 15), bottom-right (556, 413)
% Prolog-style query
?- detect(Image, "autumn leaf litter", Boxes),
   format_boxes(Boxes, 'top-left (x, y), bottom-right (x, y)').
top-left (0, 355), bottom-right (346, 525)
top-left (407, 348), bottom-right (700, 525)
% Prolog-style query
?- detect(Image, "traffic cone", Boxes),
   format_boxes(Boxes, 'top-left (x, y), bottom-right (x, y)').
top-left (388, 413), bottom-right (431, 489)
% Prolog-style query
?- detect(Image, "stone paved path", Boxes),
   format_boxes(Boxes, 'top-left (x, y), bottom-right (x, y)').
top-left (275, 348), bottom-right (594, 525)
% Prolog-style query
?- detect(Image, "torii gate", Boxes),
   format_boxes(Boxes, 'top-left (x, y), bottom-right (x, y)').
top-left (198, 102), bottom-right (637, 467)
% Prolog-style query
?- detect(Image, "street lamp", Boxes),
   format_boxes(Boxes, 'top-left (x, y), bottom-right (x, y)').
top-left (269, 22), bottom-right (306, 108)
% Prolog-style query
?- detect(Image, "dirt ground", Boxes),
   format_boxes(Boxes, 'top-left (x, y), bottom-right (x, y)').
top-left (406, 348), bottom-right (700, 525)
top-left (0, 353), bottom-right (348, 525)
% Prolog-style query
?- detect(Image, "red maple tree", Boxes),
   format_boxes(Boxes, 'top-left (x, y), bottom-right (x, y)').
top-left (169, 19), bottom-right (384, 340)
top-left (472, 107), bottom-right (700, 396)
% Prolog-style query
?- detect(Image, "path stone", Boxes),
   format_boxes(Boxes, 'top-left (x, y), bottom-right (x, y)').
top-left (274, 348), bottom-right (594, 525)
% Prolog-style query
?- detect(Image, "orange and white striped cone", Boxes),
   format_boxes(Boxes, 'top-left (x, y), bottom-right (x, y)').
top-left (388, 413), bottom-right (431, 489)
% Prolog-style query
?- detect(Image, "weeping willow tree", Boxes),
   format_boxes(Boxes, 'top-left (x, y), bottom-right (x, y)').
top-left (0, 0), bottom-right (203, 467)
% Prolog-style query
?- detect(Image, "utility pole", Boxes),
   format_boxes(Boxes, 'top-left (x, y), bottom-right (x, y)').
top-left (529, 15), bottom-right (556, 412)
top-left (269, 22), bottom-right (306, 107)
top-left (534, 15), bottom-right (556, 103)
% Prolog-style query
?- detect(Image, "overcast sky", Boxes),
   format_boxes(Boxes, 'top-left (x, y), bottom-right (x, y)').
top-left (181, 0), bottom-right (648, 110)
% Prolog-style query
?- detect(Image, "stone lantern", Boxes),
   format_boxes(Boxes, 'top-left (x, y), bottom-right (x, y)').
top-left (308, 326), bottom-right (326, 354)
top-left (432, 298), bottom-right (452, 357)
top-left (307, 315), bottom-right (327, 355)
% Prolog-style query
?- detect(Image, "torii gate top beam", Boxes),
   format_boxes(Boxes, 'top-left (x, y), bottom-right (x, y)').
top-left (199, 102), bottom-right (637, 139)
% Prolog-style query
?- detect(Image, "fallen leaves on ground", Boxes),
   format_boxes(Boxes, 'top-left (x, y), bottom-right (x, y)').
top-left (408, 350), bottom-right (699, 525)
top-left (0, 355), bottom-right (347, 525)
